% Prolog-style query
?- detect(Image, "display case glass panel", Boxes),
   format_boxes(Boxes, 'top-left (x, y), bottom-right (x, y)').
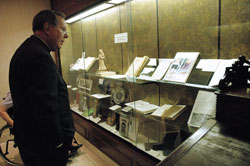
top-left (60, 0), bottom-right (249, 161)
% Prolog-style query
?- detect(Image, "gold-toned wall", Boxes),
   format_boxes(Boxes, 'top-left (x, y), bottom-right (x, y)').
top-left (60, 22), bottom-right (83, 85)
top-left (158, 0), bottom-right (219, 59)
top-left (220, 0), bottom-right (250, 59)
top-left (95, 6), bottom-right (123, 73)
top-left (60, 24), bottom-right (73, 84)
top-left (129, 0), bottom-right (159, 104)
top-left (130, 0), bottom-right (158, 59)
top-left (158, 0), bottom-right (219, 105)
top-left (71, 21), bottom-right (84, 60)
top-left (120, 2), bottom-right (133, 74)
top-left (82, 15), bottom-right (98, 58)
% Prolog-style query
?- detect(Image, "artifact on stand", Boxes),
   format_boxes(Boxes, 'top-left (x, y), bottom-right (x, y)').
top-left (97, 49), bottom-right (107, 72)
top-left (96, 49), bottom-right (116, 76)
top-left (218, 56), bottom-right (250, 91)
top-left (107, 83), bottom-right (128, 127)
top-left (216, 56), bottom-right (250, 128)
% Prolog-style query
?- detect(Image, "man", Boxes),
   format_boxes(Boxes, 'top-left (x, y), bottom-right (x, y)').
top-left (9, 10), bottom-right (75, 166)
top-left (0, 92), bottom-right (81, 158)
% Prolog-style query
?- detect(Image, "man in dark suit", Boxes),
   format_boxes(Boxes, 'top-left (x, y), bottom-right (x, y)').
top-left (9, 10), bottom-right (75, 166)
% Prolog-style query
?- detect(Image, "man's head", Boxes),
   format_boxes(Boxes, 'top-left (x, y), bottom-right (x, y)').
top-left (33, 10), bottom-right (68, 51)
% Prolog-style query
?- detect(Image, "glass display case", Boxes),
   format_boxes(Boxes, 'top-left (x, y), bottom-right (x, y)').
top-left (59, 0), bottom-right (249, 164)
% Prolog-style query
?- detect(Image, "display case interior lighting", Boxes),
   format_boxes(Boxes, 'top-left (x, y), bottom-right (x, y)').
top-left (66, 3), bottom-right (114, 23)
top-left (108, 0), bottom-right (127, 4)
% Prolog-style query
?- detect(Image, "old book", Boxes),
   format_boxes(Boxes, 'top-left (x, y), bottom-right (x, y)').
top-left (125, 56), bottom-right (149, 77)
top-left (188, 90), bottom-right (216, 128)
top-left (186, 68), bottom-right (214, 85)
top-left (70, 58), bottom-right (82, 71)
top-left (151, 104), bottom-right (173, 117)
top-left (151, 59), bottom-right (172, 80)
top-left (128, 116), bottom-right (139, 142)
top-left (208, 59), bottom-right (237, 87)
top-left (82, 57), bottom-right (96, 71)
top-left (138, 58), bottom-right (159, 80)
top-left (119, 113), bottom-right (129, 137)
top-left (163, 104), bottom-right (186, 120)
top-left (96, 71), bottom-right (116, 77)
top-left (196, 59), bottom-right (221, 72)
top-left (163, 52), bottom-right (199, 83)
top-left (134, 103), bottom-right (159, 114)
top-left (70, 57), bottom-right (96, 72)
top-left (138, 67), bottom-right (155, 80)
top-left (152, 104), bottom-right (186, 120)
top-left (125, 100), bottom-right (149, 108)
top-left (147, 58), bottom-right (157, 67)
top-left (125, 100), bottom-right (158, 114)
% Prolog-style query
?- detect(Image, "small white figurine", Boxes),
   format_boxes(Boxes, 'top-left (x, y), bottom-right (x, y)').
top-left (97, 49), bottom-right (107, 72)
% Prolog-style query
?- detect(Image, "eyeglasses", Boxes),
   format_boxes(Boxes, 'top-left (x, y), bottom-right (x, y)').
top-left (59, 27), bottom-right (68, 35)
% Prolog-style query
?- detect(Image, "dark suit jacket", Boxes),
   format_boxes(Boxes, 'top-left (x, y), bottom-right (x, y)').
top-left (9, 35), bottom-right (75, 150)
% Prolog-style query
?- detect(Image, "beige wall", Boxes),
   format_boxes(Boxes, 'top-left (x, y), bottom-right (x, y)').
top-left (0, 0), bottom-right (51, 98)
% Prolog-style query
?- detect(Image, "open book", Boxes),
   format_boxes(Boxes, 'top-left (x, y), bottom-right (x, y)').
top-left (96, 71), bottom-right (116, 77)
top-left (125, 56), bottom-right (149, 77)
top-left (163, 52), bottom-right (199, 83)
top-left (151, 104), bottom-right (186, 120)
top-left (138, 67), bottom-right (155, 80)
top-left (208, 59), bottom-right (237, 87)
top-left (138, 58), bottom-right (158, 80)
top-left (70, 57), bottom-right (96, 72)
top-left (125, 100), bottom-right (159, 114)
top-left (151, 59), bottom-right (172, 80)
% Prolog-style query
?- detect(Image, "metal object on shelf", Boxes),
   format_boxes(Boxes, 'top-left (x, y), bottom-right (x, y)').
top-left (112, 86), bottom-right (126, 105)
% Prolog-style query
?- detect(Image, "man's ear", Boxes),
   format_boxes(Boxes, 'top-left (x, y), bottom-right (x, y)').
top-left (43, 22), bottom-right (51, 35)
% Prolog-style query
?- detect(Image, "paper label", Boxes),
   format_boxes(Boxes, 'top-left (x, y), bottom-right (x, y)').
top-left (114, 32), bottom-right (128, 43)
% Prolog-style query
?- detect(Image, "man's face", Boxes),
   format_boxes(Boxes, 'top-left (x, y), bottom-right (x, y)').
top-left (47, 16), bottom-right (68, 51)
